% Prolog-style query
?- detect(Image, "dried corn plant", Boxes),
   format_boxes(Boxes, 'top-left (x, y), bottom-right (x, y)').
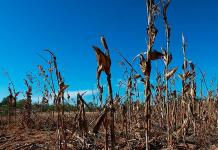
top-left (189, 61), bottom-right (197, 136)
top-left (161, 0), bottom-right (178, 148)
top-left (2, 0), bottom-right (218, 150)
top-left (176, 33), bottom-right (196, 142)
top-left (116, 48), bottom-right (144, 140)
top-left (116, 52), bottom-right (141, 140)
top-left (7, 86), bottom-right (14, 124)
top-left (38, 50), bottom-right (69, 149)
top-left (154, 67), bottom-right (164, 127)
top-left (138, 0), bottom-right (162, 149)
top-left (77, 93), bottom-right (88, 134)
top-left (22, 79), bottom-right (32, 128)
top-left (3, 71), bottom-right (19, 124)
top-left (93, 36), bottom-right (115, 149)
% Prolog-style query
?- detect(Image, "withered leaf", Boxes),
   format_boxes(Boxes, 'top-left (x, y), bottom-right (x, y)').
top-left (183, 82), bottom-right (191, 94)
top-left (93, 108), bottom-right (108, 134)
top-left (77, 93), bottom-right (90, 109)
top-left (58, 82), bottom-right (69, 98)
top-left (165, 67), bottom-right (177, 80)
top-left (190, 87), bottom-right (196, 98)
top-left (140, 55), bottom-right (151, 77)
top-left (59, 82), bottom-right (69, 93)
top-left (148, 50), bottom-right (163, 60)
top-left (162, 50), bottom-right (172, 66)
top-left (93, 46), bottom-right (111, 75)
top-left (133, 74), bottom-right (141, 79)
top-left (184, 71), bottom-right (192, 79)
top-left (127, 78), bottom-right (132, 89)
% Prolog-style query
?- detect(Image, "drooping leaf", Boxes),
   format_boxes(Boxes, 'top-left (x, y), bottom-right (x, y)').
top-left (147, 25), bottom-right (158, 50)
top-left (93, 46), bottom-right (111, 75)
top-left (133, 50), bottom-right (163, 62)
top-left (93, 109), bottom-right (108, 134)
top-left (162, 49), bottom-right (172, 66)
top-left (77, 93), bottom-right (91, 110)
top-left (127, 78), bottom-right (132, 89)
top-left (57, 82), bottom-right (69, 98)
top-left (133, 74), bottom-right (141, 79)
top-left (190, 87), bottom-right (195, 99)
top-left (148, 50), bottom-right (163, 60)
top-left (183, 82), bottom-right (191, 94)
top-left (190, 82), bottom-right (196, 98)
top-left (184, 71), bottom-right (192, 79)
top-left (165, 67), bottom-right (177, 80)
top-left (139, 54), bottom-right (151, 77)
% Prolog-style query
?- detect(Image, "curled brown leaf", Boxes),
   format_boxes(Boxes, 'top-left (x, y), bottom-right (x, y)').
top-left (165, 67), bottom-right (178, 80)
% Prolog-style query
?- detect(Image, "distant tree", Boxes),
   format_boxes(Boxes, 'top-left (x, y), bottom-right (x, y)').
top-left (0, 96), bottom-right (9, 106)
top-left (16, 99), bottom-right (25, 109)
top-left (87, 102), bottom-right (98, 111)
top-left (32, 102), bottom-right (41, 111)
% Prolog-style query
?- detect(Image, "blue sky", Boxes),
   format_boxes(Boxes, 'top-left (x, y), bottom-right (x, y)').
top-left (0, 0), bottom-right (218, 102)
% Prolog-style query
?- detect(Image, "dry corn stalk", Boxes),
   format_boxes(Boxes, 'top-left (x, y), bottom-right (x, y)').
top-left (22, 79), bottom-right (32, 128)
top-left (93, 36), bottom-right (115, 150)
top-left (7, 86), bottom-right (16, 124)
top-left (43, 50), bottom-right (69, 150)
top-left (137, 1), bottom-right (161, 149)
top-left (77, 93), bottom-right (88, 134)
top-left (3, 71), bottom-right (19, 124)
top-left (178, 33), bottom-right (195, 142)
top-left (161, 0), bottom-right (176, 148)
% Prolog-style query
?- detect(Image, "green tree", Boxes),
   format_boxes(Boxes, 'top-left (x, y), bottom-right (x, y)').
top-left (0, 96), bottom-right (9, 106)
top-left (87, 102), bottom-right (98, 111)
top-left (16, 99), bottom-right (25, 109)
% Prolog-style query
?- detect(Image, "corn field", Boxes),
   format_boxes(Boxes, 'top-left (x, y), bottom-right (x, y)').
top-left (1, 0), bottom-right (218, 150)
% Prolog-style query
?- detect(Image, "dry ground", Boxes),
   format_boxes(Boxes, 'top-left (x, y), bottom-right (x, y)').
top-left (1, 111), bottom-right (218, 150)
